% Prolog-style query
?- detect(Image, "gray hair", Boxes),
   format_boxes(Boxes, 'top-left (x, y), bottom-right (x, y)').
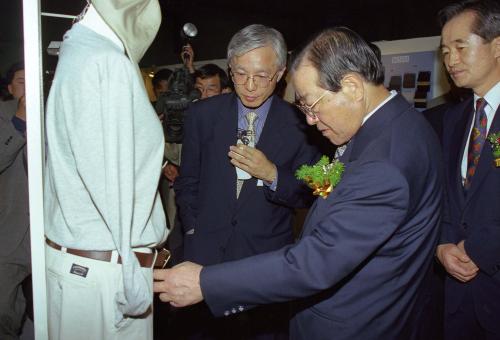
top-left (227, 24), bottom-right (287, 69)
top-left (292, 27), bottom-right (385, 92)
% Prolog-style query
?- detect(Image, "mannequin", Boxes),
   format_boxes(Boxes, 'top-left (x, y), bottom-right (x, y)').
top-left (43, 1), bottom-right (167, 339)
top-left (79, 4), bottom-right (124, 51)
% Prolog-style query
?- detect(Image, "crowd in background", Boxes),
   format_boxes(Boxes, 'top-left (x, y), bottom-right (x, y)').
top-left (0, 0), bottom-right (499, 339)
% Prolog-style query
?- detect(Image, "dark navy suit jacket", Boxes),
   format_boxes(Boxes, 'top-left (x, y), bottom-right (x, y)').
top-left (200, 94), bottom-right (443, 339)
top-left (174, 93), bottom-right (320, 265)
top-left (441, 97), bottom-right (500, 333)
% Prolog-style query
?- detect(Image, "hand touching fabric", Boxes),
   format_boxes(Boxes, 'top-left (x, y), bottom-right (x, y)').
top-left (153, 261), bottom-right (203, 307)
top-left (163, 163), bottom-right (179, 182)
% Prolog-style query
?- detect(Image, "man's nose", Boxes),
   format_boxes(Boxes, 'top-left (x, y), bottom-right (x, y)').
top-left (447, 49), bottom-right (460, 67)
top-left (306, 115), bottom-right (318, 126)
top-left (245, 76), bottom-right (257, 92)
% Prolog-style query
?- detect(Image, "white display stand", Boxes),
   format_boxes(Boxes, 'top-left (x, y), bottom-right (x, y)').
top-left (22, 2), bottom-right (76, 338)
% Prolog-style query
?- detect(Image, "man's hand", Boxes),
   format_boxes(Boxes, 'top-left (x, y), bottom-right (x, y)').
top-left (229, 145), bottom-right (277, 183)
top-left (163, 163), bottom-right (179, 182)
top-left (181, 44), bottom-right (195, 74)
top-left (153, 261), bottom-right (203, 307)
top-left (16, 95), bottom-right (26, 121)
top-left (437, 242), bottom-right (479, 282)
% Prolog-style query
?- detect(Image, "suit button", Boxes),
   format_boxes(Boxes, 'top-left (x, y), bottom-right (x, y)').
top-left (231, 220), bottom-right (237, 226)
top-left (224, 310), bottom-right (230, 316)
top-left (231, 308), bottom-right (236, 314)
top-left (462, 223), bottom-right (468, 230)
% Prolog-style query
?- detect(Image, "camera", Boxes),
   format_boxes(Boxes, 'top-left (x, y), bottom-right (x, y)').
top-left (155, 67), bottom-right (200, 143)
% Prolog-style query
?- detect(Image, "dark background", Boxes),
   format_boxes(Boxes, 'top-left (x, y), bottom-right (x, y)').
top-left (1, 0), bottom-right (455, 75)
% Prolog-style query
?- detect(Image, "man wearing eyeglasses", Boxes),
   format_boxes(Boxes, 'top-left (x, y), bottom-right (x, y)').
top-left (169, 24), bottom-right (319, 339)
top-left (156, 27), bottom-right (443, 339)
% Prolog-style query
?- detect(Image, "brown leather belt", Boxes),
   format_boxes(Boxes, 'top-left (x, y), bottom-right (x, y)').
top-left (46, 238), bottom-right (170, 269)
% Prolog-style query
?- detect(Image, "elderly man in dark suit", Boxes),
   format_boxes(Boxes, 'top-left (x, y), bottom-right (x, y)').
top-left (169, 24), bottom-right (320, 338)
top-left (436, 1), bottom-right (500, 339)
top-left (0, 62), bottom-right (30, 340)
top-left (154, 27), bottom-right (443, 340)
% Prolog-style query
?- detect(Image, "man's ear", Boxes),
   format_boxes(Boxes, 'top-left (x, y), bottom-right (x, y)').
top-left (7, 84), bottom-right (13, 96)
top-left (340, 73), bottom-right (364, 102)
top-left (493, 36), bottom-right (500, 60)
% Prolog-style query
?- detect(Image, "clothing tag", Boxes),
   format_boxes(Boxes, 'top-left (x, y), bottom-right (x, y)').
top-left (70, 263), bottom-right (89, 278)
top-left (256, 179), bottom-right (263, 187)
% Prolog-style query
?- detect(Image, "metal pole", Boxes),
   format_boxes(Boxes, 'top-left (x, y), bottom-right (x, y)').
top-left (22, 0), bottom-right (49, 338)
top-left (41, 12), bottom-right (76, 19)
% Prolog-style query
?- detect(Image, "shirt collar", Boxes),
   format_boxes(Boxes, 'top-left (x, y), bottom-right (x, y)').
top-left (474, 81), bottom-right (500, 112)
top-left (362, 90), bottom-right (397, 126)
top-left (237, 95), bottom-right (274, 120)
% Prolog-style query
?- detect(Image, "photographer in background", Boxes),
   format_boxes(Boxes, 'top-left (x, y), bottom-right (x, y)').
top-left (181, 43), bottom-right (196, 75)
top-left (182, 43), bottom-right (232, 98)
top-left (152, 68), bottom-right (173, 107)
top-left (194, 63), bottom-right (232, 99)
top-left (0, 61), bottom-right (31, 339)
top-left (160, 44), bottom-right (232, 229)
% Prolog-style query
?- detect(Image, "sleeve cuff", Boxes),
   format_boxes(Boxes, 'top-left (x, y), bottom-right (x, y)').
top-left (263, 173), bottom-right (278, 192)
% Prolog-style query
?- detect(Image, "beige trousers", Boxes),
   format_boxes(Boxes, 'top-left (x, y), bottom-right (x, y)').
top-left (45, 245), bottom-right (153, 340)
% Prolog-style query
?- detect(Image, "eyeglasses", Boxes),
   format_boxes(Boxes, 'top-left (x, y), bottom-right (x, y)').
top-left (230, 69), bottom-right (278, 88)
top-left (295, 90), bottom-right (329, 119)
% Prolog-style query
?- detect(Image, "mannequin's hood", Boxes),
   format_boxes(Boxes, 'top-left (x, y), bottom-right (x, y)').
top-left (92, 0), bottom-right (161, 64)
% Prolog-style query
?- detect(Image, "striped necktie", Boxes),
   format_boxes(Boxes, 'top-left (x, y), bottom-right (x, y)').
top-left (464, 98), bottom-right (488, 192)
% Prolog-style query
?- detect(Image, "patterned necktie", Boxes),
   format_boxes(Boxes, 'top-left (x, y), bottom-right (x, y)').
top-left (334, 143), bottom-right (347, 160)
top-left (464, 98), bottom-right (488, 191)
top-left (236, 112), bottom-right (258, 198)
top-left (245, 111), bottom-right (258, 147)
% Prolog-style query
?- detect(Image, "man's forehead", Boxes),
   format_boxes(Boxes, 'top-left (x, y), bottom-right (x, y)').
top-left (292, 67), bottom-right (322, 99)
top-left (196, 75), bottom-right (221, 86)
top-left (231, 46), bottom-right (278, 69)
top-left (13, 70), bottom-right (25, 79)
top-left (442, 11), bottom-right (475, 41)
top-left (292, 64), bottom-right (318, 83)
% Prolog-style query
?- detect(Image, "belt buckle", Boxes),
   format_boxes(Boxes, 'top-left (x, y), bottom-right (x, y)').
top-left (155, 248), bottom-right (171, 269)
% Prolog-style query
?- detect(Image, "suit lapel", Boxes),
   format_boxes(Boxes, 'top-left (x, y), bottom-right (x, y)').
top-left (338, 139), bottom-right (354, 163)
top-left (212, 94), bottom-right (239, 209)
top-left (465, 105), bottom-right (500, 205)
top-left (254, 97), bottom-right (287, 162)
top-left (449, 99), bottom-right (473, 209)
top-left (299, 96), bottom-right (410, 237)
top-left (236, 97), bottom-right (286, 207)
